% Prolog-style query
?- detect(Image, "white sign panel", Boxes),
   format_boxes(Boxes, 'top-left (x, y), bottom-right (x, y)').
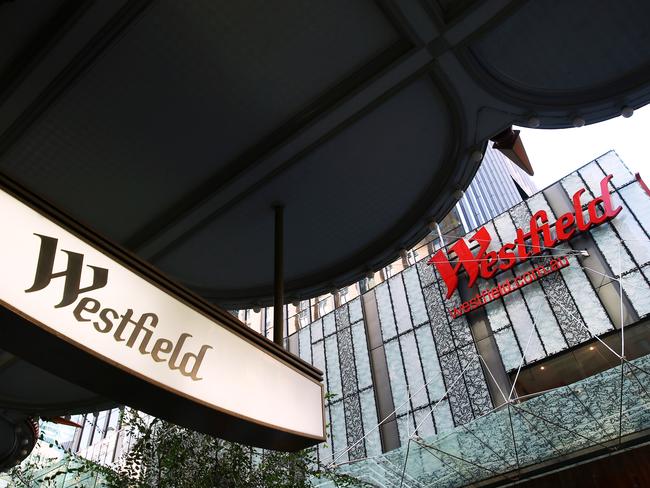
top-left (0, 188), bottom-right (324, 444)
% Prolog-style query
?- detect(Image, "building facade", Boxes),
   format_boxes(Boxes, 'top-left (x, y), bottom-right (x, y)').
top-left (34, 152), bottom-right (650, 487)
top-left (288, 152), bottom-right (650, 484)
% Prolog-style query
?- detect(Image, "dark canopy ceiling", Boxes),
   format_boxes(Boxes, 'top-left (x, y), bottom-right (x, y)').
top-left (1, 0), bottom-right (650, 307)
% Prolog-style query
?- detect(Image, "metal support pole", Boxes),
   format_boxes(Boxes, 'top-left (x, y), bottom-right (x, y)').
top-left (273, 204), bottom-right (284, 347)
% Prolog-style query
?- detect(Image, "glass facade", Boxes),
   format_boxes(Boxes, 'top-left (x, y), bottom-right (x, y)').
top-left (287, 153), bottom-right (650, 481)
top-left (64, 408), bottom-right (124, 466)
top-left (318, 353), bottom-right (650, 487)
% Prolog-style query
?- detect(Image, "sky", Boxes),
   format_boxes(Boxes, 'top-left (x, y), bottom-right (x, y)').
top-left (516, 104), bottom-right (650, 190)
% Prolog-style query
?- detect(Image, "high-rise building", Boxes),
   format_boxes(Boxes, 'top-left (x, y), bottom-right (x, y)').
top-left (456, 142), bottom-right (536, 232)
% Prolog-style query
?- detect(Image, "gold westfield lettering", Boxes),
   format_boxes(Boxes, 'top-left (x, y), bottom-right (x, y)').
top-left (25, 234), bottom-right (211, 381)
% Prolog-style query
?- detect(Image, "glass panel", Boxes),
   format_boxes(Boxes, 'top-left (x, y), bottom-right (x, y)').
top-left (501, 284), bottom-right (546, 362)
top-left (620, 361), bottom-right (650, 436)
top-left (493, 212), bottom-right (518, 243)
top-left (246, 308), bottom-right (263, 334)
top-left (561, 172), bottom-right (592, 206)
top-left (481, 221), bottom-right (502, 250)
top-left (94, 410), bottom-right (108, 441)
top-left (298, 324), bottom-right (312, 363)
top-left (644, 265), bottom-right (650, 294)
top-left (579, 162), bottom-right (606, 195)
top-left (516, 262), bottom-right (566, 354)
top-left (312, 340), bottom-right (327, 394)
top-left (447, 293), bottom-right (474, 347)
top-left (416, 259), bottom-right (437, 288)
top-left (597, 152), bottom-right (635, 187)
top-left (458, 344), bottom-right (492, 416)
top-left (527, 192), bottom-right (556, 219)
top-left (264, 307), bottom-right (273, 339)
top-left (384, 339), bottom-right (408, 414)
top-left (609, 193), bottom-right (650, 264)
top-left (589, 224), bottom-right (635, 276)
top-left (339, 287), bottom-right (350, 305)
top-left (494, 327), bottom-right (523, 372)
top-left (620, 182), bottom-right (650, 236)
top-left (439, 352), bottom-right (473, 425)
top-left (403, 266), bottom-right (429, 327)
top-left (485, 297), bottom-right (510, 332)
top-left (415, 324), bottom-right (446, 401)
top-left (415, 431), bottom-right (484, 485)
top-left (311, 318), bottom-right (323, 342)
top-left (298, 306), bottom-right (311, 329)
top-left (323, 312), bottom-right (336, 336)
top-left (319, 296), bottom-right (335, 318)
top-left (413, 407), bottom-right (436, 439)
top-left (422, 283), bottom-right (455, 356)
top-left (330, 401), bottom-right (348, 462)
top-left (433, 398), bottom-right (455, 434)
top-left (539, 264), bottom-right (591, 347)
top-left (106, 408), bottom-right (120, 434)
top-left (360, 389), bottom-right (381, 457)
top-left (396, 413), bottom-right (415, 446)
top-left (348, 297), bottom-right (363, 324)
top-left (338, 326), bottom-right (358, 398)
top-left (351, 321), bottom-right (373, 390)
top-left (557, 244), bottom-right (614, 336)
top-left (389, 276), bottom-right (413, 334)
top-left (319, 406), bottom-right (333, 465)
top-left (376, 282), bottom-right (397, 340)
top-left (325, 334), bottom-right (342, 400)
top-left (79, 413), bottom-right (96, 449)
top-left (335, 306), bottom-right (350, 330)
top-left (400, 331), bottom-right (428, 409)
top-left (508, 200), bottom-right (531, 231)
top-left (623, 268), bottom-right (650, 317)
top-left (343, 393), bottom-right (365, 460)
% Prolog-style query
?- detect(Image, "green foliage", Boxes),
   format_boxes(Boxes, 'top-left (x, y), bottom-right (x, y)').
top-left (5, 445), bottom-right (101, 488)
top-left (6, 411), bottom-right (368, 488)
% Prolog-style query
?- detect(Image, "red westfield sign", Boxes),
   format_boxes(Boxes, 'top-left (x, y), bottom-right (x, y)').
top-left (429, 174), bottom-right (621, 300)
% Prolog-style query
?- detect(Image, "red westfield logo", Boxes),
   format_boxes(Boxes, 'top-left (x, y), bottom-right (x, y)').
top-left (429, 174), bottom-right (621, 298)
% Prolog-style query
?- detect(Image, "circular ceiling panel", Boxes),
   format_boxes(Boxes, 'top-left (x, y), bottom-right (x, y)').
top-left (1, 0), bottom-right (650, 308)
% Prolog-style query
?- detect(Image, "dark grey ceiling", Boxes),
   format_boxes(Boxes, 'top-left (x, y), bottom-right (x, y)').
top-left (467, 0), bottom-right (650, 105)
top-left (0, 349), bottom-right (112, 415)
top-left (1, 0), bottom-right (650, 307)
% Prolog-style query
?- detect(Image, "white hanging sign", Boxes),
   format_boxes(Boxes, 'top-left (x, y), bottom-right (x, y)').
top-left (0, 186), bottom-right (325, 449)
